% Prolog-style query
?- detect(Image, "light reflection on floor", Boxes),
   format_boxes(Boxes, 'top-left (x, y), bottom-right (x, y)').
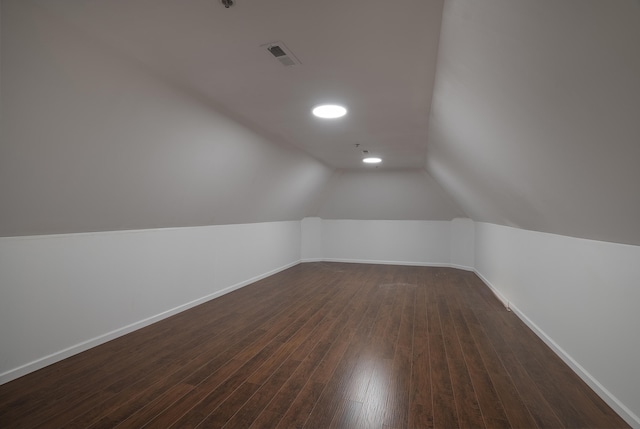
top-left (346, 351), bottom-right (393, 427)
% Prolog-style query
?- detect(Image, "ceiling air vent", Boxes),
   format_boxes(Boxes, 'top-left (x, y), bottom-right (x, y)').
top-left (261, 41), bottom-right (301, 67)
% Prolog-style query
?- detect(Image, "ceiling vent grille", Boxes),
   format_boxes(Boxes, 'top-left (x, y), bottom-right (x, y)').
top-left (261, 41), bottom-right (301, 67)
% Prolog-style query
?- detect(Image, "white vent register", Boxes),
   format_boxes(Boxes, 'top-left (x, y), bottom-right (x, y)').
top-left (261, 41), bottom-right (301, 67)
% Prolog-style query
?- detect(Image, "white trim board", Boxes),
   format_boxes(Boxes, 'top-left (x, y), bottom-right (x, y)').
top-left (449, 263), bottom-right (474, 272)
top-left (321, 257), bottom-right (451, 267)
top-left (309, 257), bottom-right (474, 272)
top-left (473, 269), bottom-right (511, 310)
top-left (0, 260), bottom-right (299, 385)
top-left (300, 258), bottom-right (324, 263)
top-left (473, 272), bottom-right (640, 429)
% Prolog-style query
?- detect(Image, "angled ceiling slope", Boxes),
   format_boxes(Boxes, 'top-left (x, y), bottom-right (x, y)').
top-left (427, 0), bottom-right (640, 246)
top-left (33, 0), bottom-right (445, 169)
top-left (0, 0), bottom-right (457, 237)
top-left (0, 0), bottom-right (335, 236)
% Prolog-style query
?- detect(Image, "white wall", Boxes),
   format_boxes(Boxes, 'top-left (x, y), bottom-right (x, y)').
top-left (317, 169), bottom-right (464, 220)
top-left (450, 217), bottom-right (474, 270)
top-left (301, 217), bottom-right (323, 262)
top-left (474, 222), bottom-right (640, 428)
top-left (0, 221), bottom-right (301, 384)
top-left (320, 219), bottom-right (452, 266)
top-left (302, 217), bottom-right (475, 268)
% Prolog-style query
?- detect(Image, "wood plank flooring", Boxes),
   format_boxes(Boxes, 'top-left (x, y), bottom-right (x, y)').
top-left (0, 262), bottom-right (629, 428)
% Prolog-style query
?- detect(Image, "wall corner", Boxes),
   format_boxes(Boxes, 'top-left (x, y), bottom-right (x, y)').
top-left (301, 217), bottom-right (323, 262)
top-left (450, 217), bottom-right (475, 270)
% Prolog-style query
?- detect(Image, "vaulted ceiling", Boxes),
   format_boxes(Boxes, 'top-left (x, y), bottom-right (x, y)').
top-left (30, 0), bottom-right (444, 169)
top-left (1, 0), bottom-right (639, 245)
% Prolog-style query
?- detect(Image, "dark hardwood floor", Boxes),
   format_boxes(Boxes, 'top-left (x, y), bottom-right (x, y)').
top-left (0, 262), bottom-right (629, 428)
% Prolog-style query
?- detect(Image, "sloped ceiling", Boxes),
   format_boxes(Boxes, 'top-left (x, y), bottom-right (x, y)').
top-left (0, 1), bottom-right (333, 236)
top-left (2, 0), bottom-right (639, 244)
top-left (427, 0), bottom-right (640, 245)
top-left (29, 0), bottom-right (444, 169)
top-left (0, 0), bottom-right (454, 236)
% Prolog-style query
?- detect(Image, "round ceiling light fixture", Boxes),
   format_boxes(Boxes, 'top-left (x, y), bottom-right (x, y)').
top-left (312, 104), bottom-right (347, 119)
top-left (363, 157), bottom-right (382, 164)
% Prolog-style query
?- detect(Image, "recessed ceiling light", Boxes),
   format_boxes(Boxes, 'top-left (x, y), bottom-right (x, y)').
top-left (312, 104), bottom-right (347, 119)
top-left (363, 157), bottom-right (382, 164)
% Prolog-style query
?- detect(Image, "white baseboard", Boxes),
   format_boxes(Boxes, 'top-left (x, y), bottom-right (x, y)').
top-left (303, 258), bottom-right (475, 273)
top-left (320, 257), bottom-right (451, 267)
top-left (0, 260), bottom-right (300, 386)
top-left (450, 263), bottom-right (475, 272)
top-left (508, 303), bottom-right (640, 429)
top-left (473, 269), bottom-right (511, 310)
top-left (473, 271), bottom-right (639, 429)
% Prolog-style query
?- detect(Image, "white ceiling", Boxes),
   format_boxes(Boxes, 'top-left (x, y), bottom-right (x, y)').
top-left (35, 0), bottom-right (444, 169)
top-left (3, 0), bottom-right (639, 245)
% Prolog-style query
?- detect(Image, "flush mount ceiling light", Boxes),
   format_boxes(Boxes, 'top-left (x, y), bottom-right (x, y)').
top-left (312, 104), bottom-right (347, 119)
top-left (363, 157), bottom-right (382, 164)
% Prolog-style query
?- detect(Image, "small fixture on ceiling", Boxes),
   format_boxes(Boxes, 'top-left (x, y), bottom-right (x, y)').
top-left (363, 157), bottom-right (382, 164)
top-left (312, 104), bottom-right (347, 119)
top-left (262, 41), bottom-right (301, 67)
top-left (221, 0), bottom-right (233, 8)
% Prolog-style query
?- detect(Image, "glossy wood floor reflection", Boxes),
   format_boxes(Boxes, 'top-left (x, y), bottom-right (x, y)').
top-left (0, 263), bottom-right (629, 428)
